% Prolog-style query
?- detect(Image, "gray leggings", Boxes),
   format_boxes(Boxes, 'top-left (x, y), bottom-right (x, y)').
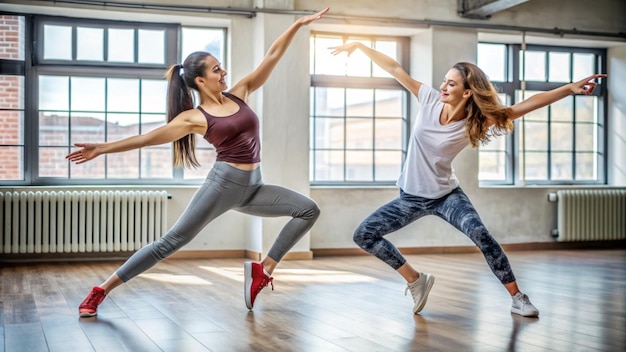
top-left (116, 161), bottom-right (320, 282)
top-left (353, 187), bottom-right (516, 284)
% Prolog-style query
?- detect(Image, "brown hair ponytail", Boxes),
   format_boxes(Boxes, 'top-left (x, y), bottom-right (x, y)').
top-left (165, 51), bottom-right (213, 168)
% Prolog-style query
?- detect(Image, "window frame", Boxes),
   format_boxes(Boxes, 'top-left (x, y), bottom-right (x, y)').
top-left (309, 32), bottom-right (411, 186)
top-left (478, 42), bottom-right (607, 186)
top-left (0, 13), bottom-right (226, 186)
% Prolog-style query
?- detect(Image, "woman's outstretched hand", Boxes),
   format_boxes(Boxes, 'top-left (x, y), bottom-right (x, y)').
top-left (329, 42), bottom-right (361, 57)
top-left (66, 143), bottom-right (101, 164)
top-left (298, 7), bottom-right (329, 26)
top-left (571, 73), bottom-right (607, 95)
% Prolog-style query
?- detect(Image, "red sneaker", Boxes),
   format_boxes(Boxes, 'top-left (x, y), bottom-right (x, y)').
top-left (244, 261), bottom-right (273, 309)
top-left (79, 286), bottom-right (106, 317)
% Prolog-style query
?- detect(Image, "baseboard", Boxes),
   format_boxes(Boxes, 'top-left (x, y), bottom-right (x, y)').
top-left (2, 241), bottom-right (623, 263)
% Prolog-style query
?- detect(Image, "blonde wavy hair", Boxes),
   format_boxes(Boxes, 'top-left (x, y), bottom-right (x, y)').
top-left (453, 62), bottom-right (514, 148)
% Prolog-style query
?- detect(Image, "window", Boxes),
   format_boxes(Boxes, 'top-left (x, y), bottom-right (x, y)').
top-left (0, 15), bottom-right (225, 185)
top-left (477, 43), bottom-right (606, 185)
top-left (310, 33), bottom-right (409, 184)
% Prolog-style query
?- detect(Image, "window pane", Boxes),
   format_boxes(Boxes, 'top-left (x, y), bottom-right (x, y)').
top-left (479, 150), bottom-right (507, 181)
top-left (39, 76), bottom-right (69, 110)
top-left (106, 113), bottom-right (139, 141)
top-left (314, 87), bottom-right (344, 117)
top-left (182, 28), bottom-right (224, 62)
top-left (346, 89), bottom-right (373, 116)
top-left (0, 110), bottom-right (23, 144)
top-left (40, 112), bottom-right (69, 146)
top-left (375, 89), bottom-right (403, 117)
top-left (141, 80), bottom-right (167, 113)
top-left (374, 118), bottom-right (402, 149)
top-left (521, 50), bottom-right (546, 81)
top-left (551, 152), bottom-right (572, 180)
top-left (314, 117), bottom-right (344, 149)
top-left (141, 114), bottom-right (165, 133)
top-left (374, 150), bottom-right (401, 181)
top-left (524, 152), bottom-right (547, 180)
top-left (549, 52), bottom-right (570, 82)
top-left (44, 25), bottom-right (72, 60)
top-left (346, 118), bottom-right (372, 149)
top-left (108, 79), bottom-right (139, 111)
top-left (108, 28), bottom-right (134, 63)
top-left (138, 29), bottom-right (164, 64)
top-left (72, 77), bottom-right (105, 111)
top-left (0, 146), bottom-right (23, 180)
top-left (71, 112), bottom-right (105, 146)
top-left (312, 36), bottom-right (344, 75)
top-left (575, 153), bottom-right (596, 180)
top-left (141, 147), bottom-right (172, 178)
top-left (39, 147), bottom-right (69, 177)
top-left (77, 27), bottom-right (103, 61)
top-left (524, 121), bottom-right (547, 151)
top-left (372, 41), bottom-right (396, 78)
top-left (108, 152), bottom-right (138, 178)
top-left (0, 16), bottom-right (25, 60)
top-left (313, 150), bottom-right (343, 181)
top-left (573, 53), bottom-right (595, 80)
top-left (551, 95), bottom-right (572, 122)
top-left (551, 122), bottom-right (572, 151)
top-left (576, 95), bottom-right (597, 123)
top-left (346, 150), bottom-right (372, 181)
top-left (575, 123), bottom-right (595, 152)
top-left (0, 76), bottom-right (24, 110)
top-left (478, 43), bottom-right (506, 81)
top-left (481, 134), bottom-right (506, 151)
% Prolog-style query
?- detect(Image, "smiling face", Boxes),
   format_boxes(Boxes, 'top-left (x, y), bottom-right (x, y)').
top-left (439, 68), bottom-right (471, 106)
top-left (195, 55), bottom-right (228, 93)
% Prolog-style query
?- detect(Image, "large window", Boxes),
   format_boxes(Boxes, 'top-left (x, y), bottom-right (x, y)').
top-left (310, 33), bottom-right (409, 184)
top-left (477, 43), bottom-right (606, 185)
top-left (0, 14), bottom-right (225, 185)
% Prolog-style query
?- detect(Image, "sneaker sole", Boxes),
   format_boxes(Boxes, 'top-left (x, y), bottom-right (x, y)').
top-left (243, 261), bottom-right (253, 309)
top-left (511, 308), bottom-right (539, 317)
top-left (414, 275), bottom-right (435, 314)
top-left (79, 311), bottom-right (97, 318)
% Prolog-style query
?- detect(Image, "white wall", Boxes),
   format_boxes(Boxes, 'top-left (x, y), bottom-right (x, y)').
top-left (1, 0), bottom-right (625, 256)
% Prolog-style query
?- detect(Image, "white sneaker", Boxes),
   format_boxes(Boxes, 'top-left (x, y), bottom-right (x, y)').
top-left (404, 272), bottom-right (435, 314)
top-left (511, 292), bottom-right (539, 317)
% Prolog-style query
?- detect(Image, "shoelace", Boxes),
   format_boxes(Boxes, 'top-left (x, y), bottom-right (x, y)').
top-left (83, 291), bottom-right (104, 306)
top-left (404, 285), bottom-right (417, 300)
top-left (256, 277), bottom-right (274, 294)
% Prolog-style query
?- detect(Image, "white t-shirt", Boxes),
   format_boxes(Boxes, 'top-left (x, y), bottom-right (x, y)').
top-left (396, 85), bottom-right (469, 198)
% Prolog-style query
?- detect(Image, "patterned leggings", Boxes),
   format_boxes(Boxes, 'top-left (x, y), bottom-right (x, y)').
top-left (353, 187), bottom-right (516, 284)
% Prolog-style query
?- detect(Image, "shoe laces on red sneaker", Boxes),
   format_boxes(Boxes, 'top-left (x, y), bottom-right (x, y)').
top-left (247, 262), bottom-right (274, 309)
top-left (79, 286), bottom-right (106, 317)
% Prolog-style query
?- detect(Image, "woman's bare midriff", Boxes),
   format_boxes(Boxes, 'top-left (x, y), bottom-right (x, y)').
top-left (226, 162), bottom-right (260, 171)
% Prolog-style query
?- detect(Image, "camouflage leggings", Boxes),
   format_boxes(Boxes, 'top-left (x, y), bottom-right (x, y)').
top-left (353, 187), bottom-right (516, 284)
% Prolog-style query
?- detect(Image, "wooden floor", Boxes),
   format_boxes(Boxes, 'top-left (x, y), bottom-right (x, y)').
top-left (1, 249), bottom-right (625, 352)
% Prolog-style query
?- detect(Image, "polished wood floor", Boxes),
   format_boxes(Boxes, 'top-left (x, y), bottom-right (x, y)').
top-left (1, 249), bottom-right (625, 352)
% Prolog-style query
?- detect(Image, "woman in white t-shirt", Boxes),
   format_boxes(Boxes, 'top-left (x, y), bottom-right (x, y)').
top-left (331, 42), bottom-right (605, 317)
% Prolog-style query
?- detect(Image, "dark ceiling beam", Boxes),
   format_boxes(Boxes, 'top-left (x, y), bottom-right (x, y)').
top-left (458, 0), bottom-right (531, 19)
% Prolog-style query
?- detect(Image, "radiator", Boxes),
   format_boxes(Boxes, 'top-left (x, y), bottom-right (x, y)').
top-left (0, 190), bottom-right (168, 254)
top-left (551, 189), bottom-right (626, 242)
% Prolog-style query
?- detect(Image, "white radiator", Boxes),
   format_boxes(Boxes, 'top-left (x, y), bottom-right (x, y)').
top-left (0, 190), bottom-right (168, 254)
top-left (552, 189), bottom-right (626, 242)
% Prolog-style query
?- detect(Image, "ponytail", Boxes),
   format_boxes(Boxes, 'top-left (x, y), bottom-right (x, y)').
top-left (165, 52), bottom-right (212, 168)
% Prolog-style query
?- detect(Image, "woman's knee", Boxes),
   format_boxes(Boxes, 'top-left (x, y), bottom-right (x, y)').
top-left (353, 224), bottom-right (377, 249)
top-left (152, 231), bottom-right (189, 259)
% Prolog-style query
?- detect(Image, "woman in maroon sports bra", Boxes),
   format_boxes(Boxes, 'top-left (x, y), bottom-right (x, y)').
top-left (67, 7), bottom-right (329, 318)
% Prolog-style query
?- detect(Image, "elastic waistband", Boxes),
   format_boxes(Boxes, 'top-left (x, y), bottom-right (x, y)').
top-left (211, 161), bottom-right (262, 186)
